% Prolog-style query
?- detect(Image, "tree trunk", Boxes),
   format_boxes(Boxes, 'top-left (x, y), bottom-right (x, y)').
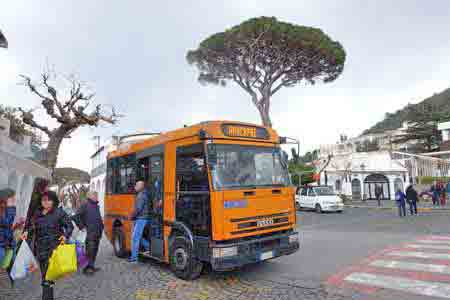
top-left (256, 94), bottom-right (272, 128)
top-left (44, 128), bottom-right (67, 179)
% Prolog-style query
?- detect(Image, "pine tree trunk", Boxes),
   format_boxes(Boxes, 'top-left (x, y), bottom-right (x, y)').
top-left (257, 94), bottom-right (272, 128)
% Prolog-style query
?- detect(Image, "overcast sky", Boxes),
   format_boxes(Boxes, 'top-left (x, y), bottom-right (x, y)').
top-left (1, 0), bottom-right (450, 171)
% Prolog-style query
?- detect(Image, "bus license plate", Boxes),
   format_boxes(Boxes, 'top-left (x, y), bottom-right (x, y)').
top-left (260, 251), bottom-right (274, 261)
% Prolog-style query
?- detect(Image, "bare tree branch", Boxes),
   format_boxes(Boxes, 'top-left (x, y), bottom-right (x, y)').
top-left (18, 108), bottom-right (52, 136)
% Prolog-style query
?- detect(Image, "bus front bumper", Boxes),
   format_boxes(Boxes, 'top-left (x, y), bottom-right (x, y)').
top-left (210, 231), bottom-right (299, 271)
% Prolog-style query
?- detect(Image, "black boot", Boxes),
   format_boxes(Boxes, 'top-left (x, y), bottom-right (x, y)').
top-left (42, 281), bottom-right (54, 300)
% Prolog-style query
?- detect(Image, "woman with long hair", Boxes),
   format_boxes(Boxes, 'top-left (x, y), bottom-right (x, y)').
top-left (21, 191), bottom-right (73, 300)
top-left (0, 188), bottom-right (16, 264)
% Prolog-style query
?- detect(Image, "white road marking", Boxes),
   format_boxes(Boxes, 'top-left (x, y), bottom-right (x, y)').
top-left (417, 239), bottom-right (450, 245)
top-left (406, 244), bottom-right (450, 250)
top-left (345, 272), bottom-right (450, 298)
top-left (370, 259), bottom-right (450, 274)
top-left (387, 251), bottom-right (450, 260)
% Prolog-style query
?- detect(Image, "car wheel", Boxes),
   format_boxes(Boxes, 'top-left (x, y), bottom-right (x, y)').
top-left (295, 202), bottom-right (301, 211)
top-left (112, 226), bottom-right (127, 258)
top-left (315, 204), bottom-right (323, 214)
top-left (337, 210), bottom-right (343, 213)
top-left (170, 236), bottom-right (203, 280)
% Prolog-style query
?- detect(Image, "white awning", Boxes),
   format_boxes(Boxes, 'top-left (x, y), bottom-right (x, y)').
top-left (0, 149), bottom-right (50, 179)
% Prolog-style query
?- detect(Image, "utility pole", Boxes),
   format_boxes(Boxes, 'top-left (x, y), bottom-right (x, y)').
top-left (92, 135), bottom-right (100, 150)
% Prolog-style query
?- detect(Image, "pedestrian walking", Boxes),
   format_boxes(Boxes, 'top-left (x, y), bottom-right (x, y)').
top-left (447, 180), bottom-right (450, 203)
top-left (395, 188), bottom-right (406, 217)
top-left (72, 191), bottom-right (104, 275)
top-left (129, 181), bottom-right (152, 263)
top-left (21, 191), bottom-right (74, 300)
top-left (431, 183), bottom-right (440, 206)
top-left (375, 184), bottom-right (383, 206)
top-left (0, 188), bottom-right (16, 264)
top-left (439, 181), bottom-right (446, 206)
top-left (405, 185), bottom-right (418, 215)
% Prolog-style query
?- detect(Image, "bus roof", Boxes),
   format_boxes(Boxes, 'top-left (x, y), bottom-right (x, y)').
top-left (108, 120), bottom-right (280, 159)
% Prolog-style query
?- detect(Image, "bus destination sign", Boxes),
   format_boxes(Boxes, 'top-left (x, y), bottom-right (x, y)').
top-left (223, 124), bottom-right (269, 139)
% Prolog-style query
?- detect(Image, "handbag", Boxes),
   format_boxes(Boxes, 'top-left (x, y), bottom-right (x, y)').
top-left (45, 242), bottom-right (77, 281)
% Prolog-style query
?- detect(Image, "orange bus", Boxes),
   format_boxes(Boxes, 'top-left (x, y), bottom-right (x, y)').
top-left (104, 121), bottom-right (299, 279)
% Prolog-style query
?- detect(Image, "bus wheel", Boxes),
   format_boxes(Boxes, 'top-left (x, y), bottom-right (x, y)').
top-left (170, 236), bottom-right (203, 280)
top-left (112, 227), bottom-right (127, 258)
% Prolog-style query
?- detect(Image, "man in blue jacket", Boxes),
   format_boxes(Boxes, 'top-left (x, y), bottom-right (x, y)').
top-left (396, 188), bottom-right (407, 217)
top-left (129, 181), bottom-right (152, 263)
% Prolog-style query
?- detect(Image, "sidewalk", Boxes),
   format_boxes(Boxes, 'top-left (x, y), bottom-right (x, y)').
top-left (345, 200), bottom-right (450, 212)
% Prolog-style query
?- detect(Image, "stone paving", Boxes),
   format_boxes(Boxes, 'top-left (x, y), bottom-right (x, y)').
top-left (0, 238), bottom-right (351, 300)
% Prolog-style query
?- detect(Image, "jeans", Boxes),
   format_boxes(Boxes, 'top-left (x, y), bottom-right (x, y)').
top-left (408, 201), bottom-right (417, 215)
top-left (130, 219), bottom-right (151, 261)
top-left (398, 204), bottom-right (406, 217)
top-left (0, 247), bottom-right (5, 263)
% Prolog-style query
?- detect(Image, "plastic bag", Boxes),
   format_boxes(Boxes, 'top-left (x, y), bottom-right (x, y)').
top-left (10, 242), bottom-right (39, 280)
top-left (75, 230), bottom-right (87, 244)
top-left (75, 241), bottom-right (88, 269)
top-left (45, 243), bottom-right (77, 281)
top-left (0, 249), bottom-right (14, 269)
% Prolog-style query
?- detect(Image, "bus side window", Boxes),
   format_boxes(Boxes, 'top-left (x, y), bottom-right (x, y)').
top-left (117, 154), bottom-right (136, 194)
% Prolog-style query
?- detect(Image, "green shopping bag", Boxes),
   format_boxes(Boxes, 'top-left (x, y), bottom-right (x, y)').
top-left (45, 243), bottom-right (77, 281)
top-left (1, 249), bottom-right (14, 269)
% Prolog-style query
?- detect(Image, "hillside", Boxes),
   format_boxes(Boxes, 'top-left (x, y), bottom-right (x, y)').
top-left (363, 88), bottom-right (450, 134)
top-left (53, 167), bottom-right (90, 186)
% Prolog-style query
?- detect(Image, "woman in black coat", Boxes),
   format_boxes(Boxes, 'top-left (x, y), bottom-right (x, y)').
top-left (21, 191), bottom-right (73, 300)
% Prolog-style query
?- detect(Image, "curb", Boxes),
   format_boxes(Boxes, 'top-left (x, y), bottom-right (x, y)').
top-left (344, 205), bottom-right (450, 212)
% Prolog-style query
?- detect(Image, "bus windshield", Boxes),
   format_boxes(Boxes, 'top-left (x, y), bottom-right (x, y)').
top-left (207, 144), bottom-right (290, 190)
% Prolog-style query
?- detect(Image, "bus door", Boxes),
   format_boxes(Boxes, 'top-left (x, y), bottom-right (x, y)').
top-left (137, 146), bottom-right (165, 259)
top-left (175, 144), bottom-right (211, 239)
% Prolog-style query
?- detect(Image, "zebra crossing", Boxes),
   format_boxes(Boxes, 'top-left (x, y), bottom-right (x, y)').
top-left (327, 235), bottom-right (450, 299)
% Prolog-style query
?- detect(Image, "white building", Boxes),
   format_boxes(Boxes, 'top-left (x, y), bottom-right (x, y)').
top-left (0, 118), bottom-right (50, 218)
top-left (439, 121), bottom-right (450, 143)
top-left (90, 145), bottom-right (108, 217)
top-left (321, 151), bottom-right (408, 201)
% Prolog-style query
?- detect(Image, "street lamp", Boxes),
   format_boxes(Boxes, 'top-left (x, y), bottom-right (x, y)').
top-left (0, 30), bottom-right (8, 48)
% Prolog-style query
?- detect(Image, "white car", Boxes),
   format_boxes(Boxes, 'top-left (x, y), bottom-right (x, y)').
top-left (295, 186), bottom-right (344, 213)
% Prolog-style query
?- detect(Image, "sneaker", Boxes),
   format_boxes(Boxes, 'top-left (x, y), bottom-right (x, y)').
top-left (83, 267), bottom-right (95, 276)
top-left (128, 258), bottom-right (138, 263)
top-left (92, 267), bottom-right (101, 272)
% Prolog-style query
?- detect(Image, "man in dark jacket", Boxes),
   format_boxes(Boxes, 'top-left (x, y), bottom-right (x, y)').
top-left (405, 185), bottom-right (418, 215)
top-left (73, 191), bottom-right (104, 275)
top-left (129, 180), bottom-right (152, 262)
top-left (375, 184), bottom-right (383, 206)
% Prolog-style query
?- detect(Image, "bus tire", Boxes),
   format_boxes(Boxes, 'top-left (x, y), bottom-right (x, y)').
top-left (112, 227), bottom-right (127, 258)
top-left (170, 236), bottom-right (203, 280)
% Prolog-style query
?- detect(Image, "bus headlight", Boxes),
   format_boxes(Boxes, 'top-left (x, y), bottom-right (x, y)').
top-left (212, 247), bottom-right (238, 258)
top-left (289, 234), bottom-right (299, 244)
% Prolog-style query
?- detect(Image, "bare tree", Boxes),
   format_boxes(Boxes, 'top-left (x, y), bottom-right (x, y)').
top-left (19, 71), bottom-right (121, 177)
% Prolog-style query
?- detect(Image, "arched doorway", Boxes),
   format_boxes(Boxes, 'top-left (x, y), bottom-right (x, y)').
top-left (351, 178), bottom-right (361, 200)
top-left (394, 178), bottom-right (403, 192)
top-left (364, 174), bottom-right (390, 200)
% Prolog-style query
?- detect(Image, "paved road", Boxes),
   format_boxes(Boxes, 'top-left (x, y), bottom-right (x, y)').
top-left (2, 207), bottom-right (450, 300)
